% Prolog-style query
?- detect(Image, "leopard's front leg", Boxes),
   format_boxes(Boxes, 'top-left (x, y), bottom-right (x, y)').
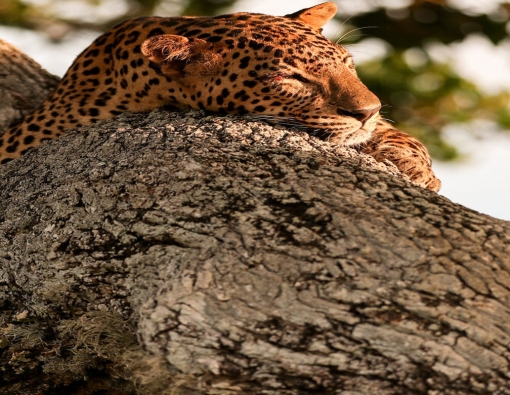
top-left (359, 120), bottom-right (442, 192)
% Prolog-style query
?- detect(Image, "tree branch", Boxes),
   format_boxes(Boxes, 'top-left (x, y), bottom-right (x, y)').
top-left (0, 39), bottom-right (59, 133)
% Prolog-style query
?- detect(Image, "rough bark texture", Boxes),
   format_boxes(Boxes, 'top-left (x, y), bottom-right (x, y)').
top-left (0, 39), bottom-right (60, 132)
top-left (1, 44), bottom-right (510, 395)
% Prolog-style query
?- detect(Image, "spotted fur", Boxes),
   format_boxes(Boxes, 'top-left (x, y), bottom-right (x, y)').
top-left (0, 2), bottom-right (440, 191)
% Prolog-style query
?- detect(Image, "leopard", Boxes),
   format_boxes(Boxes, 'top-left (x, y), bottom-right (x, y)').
top-left (0, 2), bottom-right (441, 192)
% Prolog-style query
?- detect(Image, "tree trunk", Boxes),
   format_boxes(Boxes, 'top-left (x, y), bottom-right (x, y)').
top-left (1, 43), bottom-right (510, 395)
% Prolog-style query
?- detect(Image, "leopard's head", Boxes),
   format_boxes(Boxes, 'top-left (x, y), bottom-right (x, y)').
top-left (142, 2), bottom-right (381, 145)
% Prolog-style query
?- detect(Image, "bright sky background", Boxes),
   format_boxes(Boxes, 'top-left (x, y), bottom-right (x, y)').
top-left (1, 0), bottom-right (509, 221)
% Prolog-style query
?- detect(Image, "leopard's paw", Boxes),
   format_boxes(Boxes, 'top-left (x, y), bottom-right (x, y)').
top-left (360, 123), bottom-right (441, 192)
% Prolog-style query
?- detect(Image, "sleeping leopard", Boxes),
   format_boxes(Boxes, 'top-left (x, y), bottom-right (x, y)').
top-left (0, 2), bottom-right (441, 192)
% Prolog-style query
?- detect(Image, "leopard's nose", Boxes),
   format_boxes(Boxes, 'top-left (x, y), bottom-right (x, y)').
top-left (337, 105), bottom-right (381, 123)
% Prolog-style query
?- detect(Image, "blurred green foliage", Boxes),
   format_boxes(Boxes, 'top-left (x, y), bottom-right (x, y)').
top-left (348, 3), bottom-right (509, 48)
top-left (357, 52), bottom-right (510, 160)
top-left (341, 2), bottom-right (510, 160)
top-left (181, 0), bottom-right (237, 16)
top-left (0, 0), bottom-right (509, 160)
top-left (0, 0), bottom-right (30, 28)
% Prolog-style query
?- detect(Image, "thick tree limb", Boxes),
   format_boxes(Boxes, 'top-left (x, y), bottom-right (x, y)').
top-left (1, 42), bottom-right (510, 395)
top-left (1, 109), bottom-right (509, 395)
top-left (0, 39), bottom-right (59, 132)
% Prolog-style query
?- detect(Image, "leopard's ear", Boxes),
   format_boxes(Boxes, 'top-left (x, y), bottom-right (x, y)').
top-left (285, 2), bottom-right (337, 29)
top-left (141, 35), bottom-right (221, 77)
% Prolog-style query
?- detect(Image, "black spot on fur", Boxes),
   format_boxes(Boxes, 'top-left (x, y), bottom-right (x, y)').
top-left (23, 135), bottom-right (35, 145)
top-left (249, 40), bottom-right (264, 50)
top-left (6, 142), bottom-right (19, 153)
top-left (161, 20), bottom-right (180, 28)
top-left (84, 48), bottom-right (100, 58)
top-left (213, 28), bottom-right (229, 34)
top-left (284, 57), bottom-right (296, 66)
top-left (234, 90), bottom-right (249, 101)
top-left (227, 29), bottom-right (243, 37)
top-left (83, 67), bottom-right (100, 76)
top-left (148, 28), bottom-right (165, 37)
top-left (239, 57), bottom-right (250, 69)
top-left (207, 36), bottom-right (223, 43)
top-left (124, 30), bottom-right (140, 45)
top-left (185, 29), bottom-right (202, 36)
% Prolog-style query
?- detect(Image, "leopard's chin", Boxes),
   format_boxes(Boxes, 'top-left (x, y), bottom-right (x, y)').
top-left (339, 115), bottom-right (380, 146)
top-left (326, 128), bottom-right (373, 146)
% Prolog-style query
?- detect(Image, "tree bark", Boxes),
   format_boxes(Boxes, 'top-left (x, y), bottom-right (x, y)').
top-left (1, 44), bottom-right (510, 395)
top-left (0, 39), bottom-right (60, 133)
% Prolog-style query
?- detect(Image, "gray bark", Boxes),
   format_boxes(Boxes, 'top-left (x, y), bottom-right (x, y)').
top-left (0, 40), bottom-right (59, 132)
top-left (1, 44), bottom-right (510, 395)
